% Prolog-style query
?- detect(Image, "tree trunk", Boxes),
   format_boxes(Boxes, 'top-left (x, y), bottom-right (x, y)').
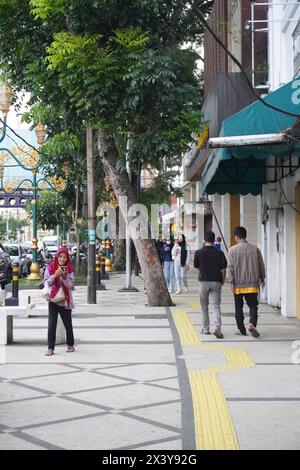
top-left (97, 128), bottom-right (173, 307)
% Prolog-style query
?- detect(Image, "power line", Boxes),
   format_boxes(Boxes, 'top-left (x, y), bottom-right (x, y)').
top-left (192, 5), bottom-right (300, 119)
top-left (0, 116), bottom-right (43, 156)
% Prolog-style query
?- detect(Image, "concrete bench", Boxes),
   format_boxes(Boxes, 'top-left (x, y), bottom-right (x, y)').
top-left (0, 305), bottom-right (65, 345)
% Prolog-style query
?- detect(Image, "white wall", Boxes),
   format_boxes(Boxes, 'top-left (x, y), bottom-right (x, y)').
top-left (240, 195), bottom-right (260, 246)
top-left (221, 195), bottom-right (231, 249)
top-left (262, 174), bottom-right (299, 316)
top-left (264, 3), bottom-right (300, 316)
top-left (265, 188), bottom-right (281, 307)
top-left (282, 203), bottom-right (296, 316)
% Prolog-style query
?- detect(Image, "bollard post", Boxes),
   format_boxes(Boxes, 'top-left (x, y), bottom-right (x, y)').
top-left (4, 262), bottom-right (20, 343)
top-left (5, 262), bottom-right (19, 307)
top-left (104, 240), bottom-right (113, 273)
top-left (12, 263), bottom-right (19, 299)
top-left (96, 254), bottom-right (105, 290)
top-left (101, 254), bottom-right (109, 280)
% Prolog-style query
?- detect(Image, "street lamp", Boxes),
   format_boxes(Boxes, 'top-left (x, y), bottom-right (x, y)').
top-left (0, 101), bottom-right (67, 279)
top-left (0, 81), bottom-right (14, 154)
top-left (28, 120), bottom-right (47, 280)
top-left (0, 159), bottom-right (67, 279)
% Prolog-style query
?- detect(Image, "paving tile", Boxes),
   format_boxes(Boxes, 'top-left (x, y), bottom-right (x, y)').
top-left (128, 401), bottom-right (181, 429)
top-left (0, 382), bottom-right (44, 403)
top-left (228, 401), bottom-right (300, 450)
top-left (0, 396), bottom-right (102, 428)
top-left (0, 363), bottom-right (70, 380)
top-left (137, 439), bottom-right (182, 450)
top-left (100, 363), bottom-right (177, 382)
top-left (4, 344), bottom-right (176, 364)
top-left (68, 382), bottom-right (180, 409)
top-left (220, 365), bottom-right (300, 398)
top-left (24, 413), bottom-right (180, 450)
top-left (0, 433), bottom-right (45, 450)
top-left (20, 370), bottom-right (129, 394)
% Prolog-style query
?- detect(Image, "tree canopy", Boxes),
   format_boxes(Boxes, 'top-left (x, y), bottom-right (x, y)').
top-left (0, 0), bottom-right (212, 173)
top-left (0, 0), bottom-right (213, 305)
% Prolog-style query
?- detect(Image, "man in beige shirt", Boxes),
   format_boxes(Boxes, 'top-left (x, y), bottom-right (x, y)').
top-left (227, 226), bottom-right (266, 338)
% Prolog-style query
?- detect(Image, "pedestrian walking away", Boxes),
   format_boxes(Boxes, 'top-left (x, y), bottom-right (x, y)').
top-left (227, 226), bottom-right (266, 338)
top-left (44, 246), bottom-right (75, 356)
top-left (172, 234), bottom-right (190, 294)
top-left (194, 231), bottom-right (227, 338)
top-left (161, 237), bottom-right (176, 293)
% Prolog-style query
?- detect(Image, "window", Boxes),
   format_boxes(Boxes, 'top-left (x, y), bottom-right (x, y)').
top-left (5, 246), bottom-right (19, 256)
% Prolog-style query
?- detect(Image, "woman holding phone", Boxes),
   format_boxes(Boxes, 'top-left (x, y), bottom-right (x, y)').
top-left (44, 247), bottom-right (75, 356)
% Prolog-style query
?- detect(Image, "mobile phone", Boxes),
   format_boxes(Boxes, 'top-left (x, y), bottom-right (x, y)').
top-left (61, 266), bottom-right (67, 272)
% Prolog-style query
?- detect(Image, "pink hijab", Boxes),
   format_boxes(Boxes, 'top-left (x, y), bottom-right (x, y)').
top-left (48, 247), bottom-right (73, 306)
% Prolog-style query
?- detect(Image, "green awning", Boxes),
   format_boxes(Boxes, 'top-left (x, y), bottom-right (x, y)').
top-left (200, 79), bottom-right (300, 195)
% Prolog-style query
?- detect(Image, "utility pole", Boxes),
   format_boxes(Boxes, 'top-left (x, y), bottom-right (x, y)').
top-left (86, 128), bottom-right (97, 303)
top-left (134, 159), bottom-right (141, 276)
top-left (119, 135), bottom-right (138, 292)
top-left (6, 210), bottom-right (9, 242)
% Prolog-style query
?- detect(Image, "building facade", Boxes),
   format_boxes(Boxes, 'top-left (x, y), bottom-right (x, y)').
top-left (186, 0), bottom-right (300, 320)
top-left (261, 1), bottom-right (300, 318)
top-left (183, 0), bottom-right (267, 251)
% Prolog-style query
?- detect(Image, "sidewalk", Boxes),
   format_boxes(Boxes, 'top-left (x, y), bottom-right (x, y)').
top-left (0, 271), bottom-right (299, 450)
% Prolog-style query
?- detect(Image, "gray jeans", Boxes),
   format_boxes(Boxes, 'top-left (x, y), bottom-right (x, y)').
top-left (199, 281), bottom-right (222, 332)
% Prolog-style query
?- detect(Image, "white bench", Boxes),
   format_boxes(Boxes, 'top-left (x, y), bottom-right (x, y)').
top-left (0, 305), bottom-right (65, 345)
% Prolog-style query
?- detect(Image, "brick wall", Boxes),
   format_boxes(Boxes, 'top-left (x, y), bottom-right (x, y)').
top-left (204, 0), bottom-right (267, 96)
top-left (204, 0), bottom-right (228, 98)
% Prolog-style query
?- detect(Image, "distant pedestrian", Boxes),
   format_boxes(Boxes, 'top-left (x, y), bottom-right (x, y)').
top-left (44, 247), bottom-right (75, 356)
top-left (155, 238), bottom-right (164, 265)
top-left (227, 226), bottom-right (266, 338)
top-left (161, 237), bottom-right (176, 293)
top-left (194, 231), bottom-right (227, 338)
top-left (214, 236), bottom-right (222, 251)
top-left (172, 234), bottom-right (190, 294)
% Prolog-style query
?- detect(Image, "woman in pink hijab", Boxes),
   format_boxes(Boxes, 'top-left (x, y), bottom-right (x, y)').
top-left (44, 247), bottom-right (75, 356)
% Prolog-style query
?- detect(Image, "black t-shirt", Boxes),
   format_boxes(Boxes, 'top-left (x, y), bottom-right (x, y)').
top-left (194, 246), bottom-right (227, 282)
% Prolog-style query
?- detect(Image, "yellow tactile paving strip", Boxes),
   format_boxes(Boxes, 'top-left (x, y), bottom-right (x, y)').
top-left (189, 371), bottom-right (239, 450)
top-left (177, 298), bottom-right (201, 310)
top-left (172, 309), bottom-right (202, 346)
top-left (171, 308), bottom-right (255, 450)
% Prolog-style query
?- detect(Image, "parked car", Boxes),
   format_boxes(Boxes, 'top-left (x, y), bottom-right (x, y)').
top-left (43, 236), bottom-right (60, 255)
top-left (22, 242), bottom-right (53, 275)
top-left (0, 242), bottom-right (12, 288)
top-left (4, 244), bottom-right (28, 278)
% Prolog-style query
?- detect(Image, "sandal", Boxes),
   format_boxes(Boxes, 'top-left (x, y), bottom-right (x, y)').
top-left (45, 349), bottom-right (54, 356)
top-left (66, 346), bottom-right (75, 352)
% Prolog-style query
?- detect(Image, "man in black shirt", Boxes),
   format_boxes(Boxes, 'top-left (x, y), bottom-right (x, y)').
top-left (194, 231), bottom-right (227, 339)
